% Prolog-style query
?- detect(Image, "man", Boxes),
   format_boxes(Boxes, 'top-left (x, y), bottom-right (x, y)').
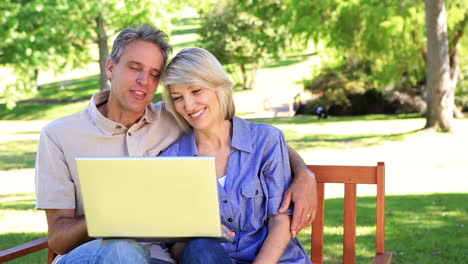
top-left (35, 23), bottom-right (317, 264)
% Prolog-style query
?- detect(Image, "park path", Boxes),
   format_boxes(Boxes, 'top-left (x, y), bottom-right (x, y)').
top-left (297, 120), bottom-right (468, 198)
top-left (1, 119), bottom-right (467, 198)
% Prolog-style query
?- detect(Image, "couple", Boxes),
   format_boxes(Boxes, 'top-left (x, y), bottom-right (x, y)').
top-left (36, 23), bottom-right (316, 264)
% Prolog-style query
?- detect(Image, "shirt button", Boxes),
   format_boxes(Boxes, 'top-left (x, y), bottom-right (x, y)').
top-left (255, 190), bottom-right (259, 195)
top-left (223, 199), bottom-right (228, 203)
top-left (128, 132), bottom-right (132, 136)
top-left (227, 218), bottom-right (233, 222)
top-left (116, 125), bottom-right (122, 129)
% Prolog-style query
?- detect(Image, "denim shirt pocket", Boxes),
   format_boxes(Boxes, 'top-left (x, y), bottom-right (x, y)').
top-left (240, 183), bottom-right (266, 232)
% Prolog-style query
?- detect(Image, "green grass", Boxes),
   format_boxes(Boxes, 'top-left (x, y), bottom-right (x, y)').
top-left (1, 192), bottom-right (466, 263)
top-left (0, 75), bottom-right (164, 121)
top-left (247, 113), bottom-right (423, 125)
top-left (296, 193), bottom-right (468, 263)
top-left (0, 193), bottom-right (47, 263)
top-left (0, 75), bottom-right (98, 120)
top-left (248, 114), bottom-right (426, 150)
top-left (0, 114), bottom-right (425, 171)
top-left (0, 139), bottom-right (38, 170)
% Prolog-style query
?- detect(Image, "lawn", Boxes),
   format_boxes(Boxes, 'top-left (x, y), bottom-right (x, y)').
top-left (1, 192), bottom-right (466, 264)
top-left (1, 114), bottom-right (467, 263)
top-left (1, 14), bottom-right (467, 264)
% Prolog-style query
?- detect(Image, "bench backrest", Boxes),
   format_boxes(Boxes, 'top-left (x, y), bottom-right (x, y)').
top-left (308, 162), bottom-right (391, 264)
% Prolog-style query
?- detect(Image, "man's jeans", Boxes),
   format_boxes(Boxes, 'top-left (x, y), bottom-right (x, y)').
top-left (180, 238), bottom-right (234, 264)
top-left (58, 239), bottom-right (171, 264)
top-left (58, 238), bottom-right (233, 264)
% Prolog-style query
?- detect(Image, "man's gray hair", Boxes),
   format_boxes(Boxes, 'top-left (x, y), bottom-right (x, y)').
top-left (109, 23), bottom-right (172, 65)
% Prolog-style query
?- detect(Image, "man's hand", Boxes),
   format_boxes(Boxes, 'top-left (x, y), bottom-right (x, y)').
top-left (278, 168), bottom-right (317, 238)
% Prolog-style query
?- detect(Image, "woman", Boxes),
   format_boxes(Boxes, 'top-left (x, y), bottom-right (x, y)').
top-left (160, 47), bottom-right (311, 264)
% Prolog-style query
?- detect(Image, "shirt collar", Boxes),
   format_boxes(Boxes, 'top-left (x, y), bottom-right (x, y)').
top-left (88, 90), bottom-right (160, 136)
top-left (178, 116), bottom-right (254, 155)
top-left (231, 116), bottom-right (254, 154)
top-left (178, 132), bottom-right (199, 156)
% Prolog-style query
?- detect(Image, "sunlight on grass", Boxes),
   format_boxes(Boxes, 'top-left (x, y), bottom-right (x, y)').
top-left (0, 210), bottom-right (47, 233)
top-left (170, 17), bottom-right (200, 52)
top-left (0, 194), bottom-right (47, 233)
top-left (0, 101), bottom-right (88, 120)
top-left (0, 139), bottom-right (38, 170)
top-left (0, 122), bottom-right (41, 171)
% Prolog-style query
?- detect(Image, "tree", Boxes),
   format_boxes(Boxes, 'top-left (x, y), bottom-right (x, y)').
top-left (198, 1), bottom-right (288, 90)
top-left (0, 0), bottom-right (193, 104)
top-left (425, 0), bottom-right (453, 132)
top-left (0, 0), bottom-right (94, 104)
top-left (238, 0), bottom-right (468, 119)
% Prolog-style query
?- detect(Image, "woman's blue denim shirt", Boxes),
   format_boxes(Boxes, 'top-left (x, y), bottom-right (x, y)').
top-left (161, 116), bottom-right (311, 263)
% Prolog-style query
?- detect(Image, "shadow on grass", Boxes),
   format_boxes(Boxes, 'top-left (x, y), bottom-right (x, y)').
top-left (0, 76), bottom-right (165, 120)
top-left (0, 139), bottom-right (37, 170)
top-left (0, 103), bottom-right (63, 120)
top-left (172, 40), bottom-right (199, 50)
top-left (36, 74), bottom-right (100, 101)
top-left (285, 129), bottom-right (422, 151)
top-left (171, 28), bottom-right (199, 35)
top-left (247, 113), bottom-right (423, 125)
top-left (171, 17), bottom-right (200, 27)
top-left (297, 193), bottom-right (468, 264)
top-left (264, 52), bottom-right (318, 69)
top-left (0, 193), bottom-right (36, 211)
top-left (0, 75), bottom-right (99, 120)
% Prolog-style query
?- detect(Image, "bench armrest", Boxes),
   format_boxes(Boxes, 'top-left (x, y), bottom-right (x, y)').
top-left (0, 237), bottom-right (49, 262)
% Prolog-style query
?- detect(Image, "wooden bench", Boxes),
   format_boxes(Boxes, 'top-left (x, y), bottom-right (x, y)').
top-left (309, 162), bottom-right (392, 264)
top-left (0, 162), bottom-right (392, 263)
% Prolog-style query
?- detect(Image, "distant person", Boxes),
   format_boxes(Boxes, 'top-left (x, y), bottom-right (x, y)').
top-left (160, 47), bottom-right (312, 263)
top-left (35, 24), bottom-right (316, 264)
top-left (316, 106), bottom-right (329, 119)
top-left (316, 106), bottom-right (324, 119)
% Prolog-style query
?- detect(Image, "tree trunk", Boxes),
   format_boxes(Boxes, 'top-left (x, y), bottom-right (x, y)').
top-left (424, 0), bottom-right (454, 132)
top-left (96, 10), bottom-right (110, 91)
top-left (450, 42), bottom-right (464, 118)
top-left (247, 65), bottom-right (259, 91)
top-left (33, 68), bottom-right (39, 92)
top-left (449, 11), bottom-right (468, 118)
top-left (240, 63), bottom-right (249, 90)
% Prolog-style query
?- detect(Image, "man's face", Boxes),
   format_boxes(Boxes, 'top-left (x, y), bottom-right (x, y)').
top-left (106, 40), bottom-right (165, 117)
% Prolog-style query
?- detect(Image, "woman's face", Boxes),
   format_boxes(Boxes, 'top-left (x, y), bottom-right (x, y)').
top-left (169, 84), bottom-right (222, 131)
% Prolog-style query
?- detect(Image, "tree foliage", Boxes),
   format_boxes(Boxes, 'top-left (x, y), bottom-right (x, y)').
top-left (239, 0), bottom-right (468, 115)
top-left (197, 0), bottom-right (288, 90)
top-left (0, 0), bottom-right (189, 105)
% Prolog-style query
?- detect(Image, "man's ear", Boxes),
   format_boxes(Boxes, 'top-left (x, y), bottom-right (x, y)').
top-left (105, 59), bottom-right (115, 79)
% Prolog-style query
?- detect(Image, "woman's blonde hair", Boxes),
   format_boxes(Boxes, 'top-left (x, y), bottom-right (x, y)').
top-left (162, 47), bottom-right (235, 131)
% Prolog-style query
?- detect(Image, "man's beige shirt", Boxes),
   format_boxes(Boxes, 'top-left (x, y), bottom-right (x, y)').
top-left (35, 90), bottom-right (183, 263)
top-left (36, 91), bottom-right (186, 263)
top-left (35, 90), bottom-right (183, 215)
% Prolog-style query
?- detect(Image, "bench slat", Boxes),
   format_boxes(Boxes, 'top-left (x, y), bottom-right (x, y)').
top-left (344, 183), bottom-right (357, 264)
top-left (311, 182), bottom-right (325, 264)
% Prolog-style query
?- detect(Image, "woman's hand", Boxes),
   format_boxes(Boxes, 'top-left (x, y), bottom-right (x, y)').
top-left (280, 146), bottom-right (318, 237)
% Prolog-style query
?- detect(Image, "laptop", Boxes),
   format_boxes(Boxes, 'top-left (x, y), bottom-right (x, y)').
top-left (76, 156), bottom-right (232, 242)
